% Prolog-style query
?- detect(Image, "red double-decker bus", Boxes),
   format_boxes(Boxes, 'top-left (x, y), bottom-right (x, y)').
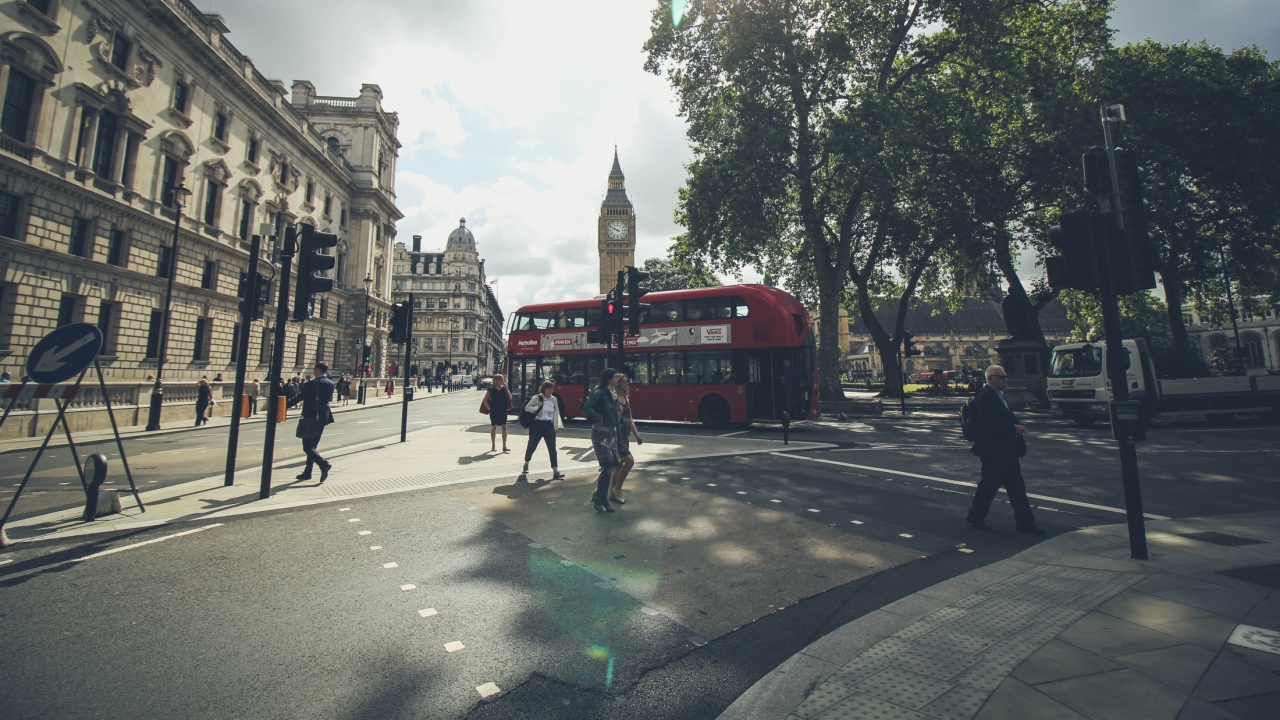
top-left (505, 285), bottom-right (819, 428)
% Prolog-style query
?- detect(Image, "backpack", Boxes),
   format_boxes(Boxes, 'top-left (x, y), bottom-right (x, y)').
top-left (959, 394), bottom-right (980, 442)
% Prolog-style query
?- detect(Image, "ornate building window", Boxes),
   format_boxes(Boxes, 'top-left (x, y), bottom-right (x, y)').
top-left (0, 32), bottom-right (63, 152)
top-left (201, 160), bottom-right (231, 228)
top-left (157, 131), bottom-right (194, 207)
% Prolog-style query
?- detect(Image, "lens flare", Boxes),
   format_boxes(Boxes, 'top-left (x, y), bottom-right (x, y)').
top-left (585, 645), bottom-right (611, 661)
top-left (672, 0), bottom-right (688, 28)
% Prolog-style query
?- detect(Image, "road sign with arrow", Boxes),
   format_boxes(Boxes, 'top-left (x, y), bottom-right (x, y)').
top-left (26, 323), bottom-right (103, 385)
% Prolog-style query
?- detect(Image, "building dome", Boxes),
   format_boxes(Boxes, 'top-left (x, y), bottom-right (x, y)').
top-left (447, 217), bottom-right (475, 247)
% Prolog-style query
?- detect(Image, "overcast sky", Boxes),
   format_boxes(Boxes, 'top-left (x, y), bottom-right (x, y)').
top-left (199, 0), bottom-right (1278, 315)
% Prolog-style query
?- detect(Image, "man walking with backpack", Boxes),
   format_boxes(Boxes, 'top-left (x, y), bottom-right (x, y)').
top-left (964, 365), bottom-right (1046, 534)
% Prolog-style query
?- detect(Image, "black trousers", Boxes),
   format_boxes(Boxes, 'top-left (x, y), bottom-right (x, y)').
top-left (302, 426), bottom-right (328, 471)
top-left (524, 420), bottom-right (557, 467)
top-left (968, 454), bottom-right (1036, 528)
top-left (195, 401), bottom-right (208, 426)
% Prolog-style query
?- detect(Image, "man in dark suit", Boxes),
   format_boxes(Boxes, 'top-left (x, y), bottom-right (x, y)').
top-left (966, 365), bottom-right (1046, 534)
top-left (289, 361), bottom-right (336, 482)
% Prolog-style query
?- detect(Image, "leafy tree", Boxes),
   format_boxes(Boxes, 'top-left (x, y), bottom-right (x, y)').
top-left (640, 256), bottom-right (722, 292)
top-left (647, 0), bottom-right (1061, 400)
top-left (1088, 41), bottom-right (1280, 377)
top-left (1058, 289), bottom-right (1209, 377)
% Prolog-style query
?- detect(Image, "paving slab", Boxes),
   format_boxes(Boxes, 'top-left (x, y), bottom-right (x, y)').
top-left (1114, 643), bottom-right (1218, 693)
top-left (1037, 668), bottom-right (1187, 720)
top-left (1057, 611), bottom-right (1185, 658)
top-left (973, 677), bottom-right (1090, 720)
top-left (1010, 639), bottom-right (1122, 686)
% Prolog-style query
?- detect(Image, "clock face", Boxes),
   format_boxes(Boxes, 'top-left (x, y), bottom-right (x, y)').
top-left (607, 221), bottom-right (628, 240)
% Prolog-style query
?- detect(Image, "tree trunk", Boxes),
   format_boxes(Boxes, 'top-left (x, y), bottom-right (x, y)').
top-left (854, 283), bottom-right (903, 398)
top-left (815, 264), bottom-right (845, 401)
top-left (1159, 260), bottom-right (1198, 377)
top-left (992, 234), bottom-right (1048, 346)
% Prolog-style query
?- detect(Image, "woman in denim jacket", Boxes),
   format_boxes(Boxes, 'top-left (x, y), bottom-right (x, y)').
top-left (581, 368), bottom-right (622, 512)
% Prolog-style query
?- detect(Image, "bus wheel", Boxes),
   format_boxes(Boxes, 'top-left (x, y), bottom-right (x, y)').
top-left (699, 396), bottom-right (731, 429)
top-left (1073, 418), bottom-right (1096, 427)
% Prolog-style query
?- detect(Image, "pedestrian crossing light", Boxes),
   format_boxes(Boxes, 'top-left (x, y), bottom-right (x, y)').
top-left (291, 224), bottom-right (338, 321)
top-left (388, 302), bottom-right (411, 345)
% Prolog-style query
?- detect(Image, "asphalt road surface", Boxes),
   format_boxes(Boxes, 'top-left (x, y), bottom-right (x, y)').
top-left (0, 401), bottom-right (1275, 719)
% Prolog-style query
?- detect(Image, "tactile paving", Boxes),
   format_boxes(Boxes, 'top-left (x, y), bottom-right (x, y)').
top-left (919, 684), bottom-right (989, 720)
top-left (950, 659), bottom-right (1013, 693)
top-left (853, 666), bottom-right (954, 710)
top-left (887, 645), bottom-right (978, 681)
top-left (814, 692), bottom-right (928, 720)
top-left (794, 682), bottom-right (855, 719)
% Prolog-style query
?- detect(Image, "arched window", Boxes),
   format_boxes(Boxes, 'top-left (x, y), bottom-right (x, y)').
top-left (326, 136), bottom-right (341, 154)
top-left (1241, 332), bottom-right (1265, 367)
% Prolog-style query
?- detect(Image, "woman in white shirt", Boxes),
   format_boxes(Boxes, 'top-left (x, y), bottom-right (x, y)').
top-left (521, 380), bottom-right (566, 480)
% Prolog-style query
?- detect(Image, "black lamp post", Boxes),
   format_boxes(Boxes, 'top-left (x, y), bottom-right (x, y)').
top-left (145, 183), bottom-right (191, 431)
top-left (358, 273), bottom-right (372, 404)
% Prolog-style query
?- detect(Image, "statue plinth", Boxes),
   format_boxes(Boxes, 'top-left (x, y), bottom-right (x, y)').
top-left (995, 339), bottom-right (1051, 409)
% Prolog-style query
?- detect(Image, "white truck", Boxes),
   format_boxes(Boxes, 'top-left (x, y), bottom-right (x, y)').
top-left (1047, 339), bottom-right (1280, 426)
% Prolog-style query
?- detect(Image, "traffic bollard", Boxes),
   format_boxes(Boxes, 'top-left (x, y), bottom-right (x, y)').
top-left (276, 395), bottom-right (287, 421)
top-left (82, 453), bottom-right (121, 521)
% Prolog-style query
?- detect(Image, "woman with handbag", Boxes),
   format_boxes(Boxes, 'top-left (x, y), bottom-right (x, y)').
top-left (194, 378), bottom-right (212, 427)
top-left (581, 368), bottom-right (622, 513)
top-left (609, 375), bottom-right (643, 504)
top-left (482, 373), bottom-right (513, 453)
top-left (520, 381), bottom-right (566, 481)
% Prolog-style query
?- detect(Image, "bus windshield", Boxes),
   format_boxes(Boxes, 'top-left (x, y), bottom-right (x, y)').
top-left (1049, 346), bottom-right (1103, 378)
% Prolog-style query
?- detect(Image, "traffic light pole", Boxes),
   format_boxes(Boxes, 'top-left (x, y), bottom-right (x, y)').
top-left (1098, 107), bottom-right (1148, 560)
top-left (401, 294), bottom-right (412, 443)
top-left (261, 226), bottom-right (296, 500)
top-left (615, 271), bottom-right (626, 375)
top-left (225, 234), bottom-right (261, 487)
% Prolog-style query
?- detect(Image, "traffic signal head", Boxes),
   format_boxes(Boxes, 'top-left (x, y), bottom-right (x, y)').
top-left (626, 266), bottom-right (652, 336)
top-left (903, 332), bottom-right (921, 356)
top-left (1047, 212), bottom-right (1101, 291)
top-left (388, 301), bottom-right (411, 345)
top-left (292, 224), bottom-right (338, 321)
top-left (363, 345), bottom-right (373, 364)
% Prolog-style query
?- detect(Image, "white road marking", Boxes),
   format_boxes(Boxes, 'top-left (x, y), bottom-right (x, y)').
top-left (723, 430), bottom-right (750, 437)
top-left (74, 524), bottom-right (223, 562)
top-left (807, 509), bottom-right (820, 513)
top-left (851, 520), bottom-right (864, 525)
top-left (339, 508), bottom-right (350, 512)
top-left (476, 682), bottom-right (500, 698)
top-left (58, 482), bottom-right (69, 485)
top-left (899, 533), bottom-right (914, 538)
top-left (382, 562), bottom-right (398, 569)
top-left (444, 641), bottom-right (465, 653)
top-left (419, 608), bottom-right (438, 618)
top-left (640, 607), bottom-right (661, 615)
top-left (560, 560), bottom-right (573, 566)
top-left (959, 548), bottom-right (975, 553)
top-left (775, 453), bottom-right (1171, 520)
top-left (347, 518), bottom-right (361, 523)
top-left (400, 584), bottom-right (416, 591)
top-left (0, 558), bottom-right (12, 565)
top-left (369, 546), bottom-right (382, 550)
top-left (770, 499), bottom-right (782, 503)
top-left (358, 530), bottom-right (372, 536)
top-left (528, 543), bottom-right (542, 549)
top-left (707, 483), bottom-right (717, 487)
top-left (681, 477), bottom-right (690, 480)
top-left (736, 491), bottom-right (747, 495)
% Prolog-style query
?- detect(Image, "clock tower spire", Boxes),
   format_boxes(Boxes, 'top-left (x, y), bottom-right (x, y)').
top-left (598, 148), bottom-right (636, 294)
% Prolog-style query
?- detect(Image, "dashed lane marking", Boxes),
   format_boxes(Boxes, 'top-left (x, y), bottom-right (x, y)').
top-left (73, 524), bottom-right (224, 563)
top-left (899, 533), bottom-right (914, 538)
top-left (444, 641), bottom-right (465, 653)
top-left (347, 518), bottom-right (361, 523)
top-left (400, 584), bottom-right (416, 591)
top-left (358, 530), bottom-right (372, 536)
top-left (770, 499), bottom-right (782, 503)
top-left (338, 508), bottom-right (350, 512)
top-left (959, 548), bottom-right (975, 553)
top-left (775, 453), bottom-right (1171, 520)
top-left (807, 509), bottom-right (820, 513)
top-left (419, 608), bottom-right (438, 618)
top-left (476, 682), bottom-right (500, 698)
top-left (736, 491), bottom-right (747, 495)
top-left (707, 483), bottom-right (717, 487)
top-left (370, 546), bottom-right (382, 550)
top-left (382, 562), bottom-right (398, 569)
top-left (851, 520), bottom-right (864, 525)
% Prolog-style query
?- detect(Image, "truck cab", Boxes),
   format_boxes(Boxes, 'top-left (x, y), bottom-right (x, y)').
top-left (1048, 339), bottom-right (1154, 426)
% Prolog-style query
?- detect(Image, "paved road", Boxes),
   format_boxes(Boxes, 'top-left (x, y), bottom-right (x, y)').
top-left (0, 389), bottom-right (483, 522)
top-left (0, 404), bottom-right (1275, 719)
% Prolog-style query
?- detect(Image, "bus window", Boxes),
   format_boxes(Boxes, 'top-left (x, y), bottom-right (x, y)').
top-left (733, 297), bottom-right (750, 318)
top-left (563, 309), bottom-right (588, 328)
top-left (567, 355), bottom-right (588, 385)
top-left (648, 301), bottom-right (683, 323)
top-left (687, 297), bottom-right (733, 320)
top-left (654, 352), bottom-right (683, 384)
top-left (686, 350), bottom-right (733, 384)
top-left (510, 313), bottom-right (532, 332)
top-left (529, 311), bottom-right (556, 330)
top-left (585, 306), bottom-right (601, 327)
top-left (630, 354), bottom-right (653, 384)
top-left (538, 355), bottom-right (569, 384)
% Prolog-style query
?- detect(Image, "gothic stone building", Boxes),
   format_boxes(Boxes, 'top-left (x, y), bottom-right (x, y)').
top-left (0, 0), bottom-right (402, 386)
top-left (391, 219), bottom-right (504, 378)
top-left (598, 150), bottom-right (634, 295)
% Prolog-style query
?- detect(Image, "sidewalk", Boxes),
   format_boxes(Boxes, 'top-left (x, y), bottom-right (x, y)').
top-left (0, 386), bottom-right (461, 454)
top-left (720, 514), bottom-right (1280, 720)
top-left (2, 420), bottom-right (832, 544)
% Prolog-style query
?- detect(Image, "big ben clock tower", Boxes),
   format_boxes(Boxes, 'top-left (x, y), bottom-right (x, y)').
top-left (598, 149), bottom-right (636, 294)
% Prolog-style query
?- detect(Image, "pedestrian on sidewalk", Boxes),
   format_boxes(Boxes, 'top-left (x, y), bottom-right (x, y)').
top-left (336, 375), bottom-right (350, 406)
top-left (521, 381), bottom-right (566, 480)
top-left (195, 378), bottom-right (212, 426)
top-left (245, 378), bottom-right (260, 416)
top-left (483, 373), bottom-right (513, 453)
top-left (582, 368), bottom-right (622, 513)
top-left (966, 364), bottom-right (1045, 534)
top-left (610, 375), bottom-right (643, 504)
top-left (385, 379), bottom-right (394, 399)
top-left (289, 361), bottom-right (335, 482)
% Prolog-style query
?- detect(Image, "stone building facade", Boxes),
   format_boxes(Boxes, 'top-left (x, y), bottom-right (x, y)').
top-left (1182, 302), bottom-right (1280, 375)
top-left (597, 150), bottom-right (634, 295)
top-left (842, 298), bottom-right (1074, 380)
top-left (0, 0), bottom-right (401, 386)
top-left (391, 219), bottom-right (504, 378)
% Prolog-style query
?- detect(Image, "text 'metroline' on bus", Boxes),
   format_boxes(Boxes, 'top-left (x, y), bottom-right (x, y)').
top-left (506, 285), bottom-right (819, 428)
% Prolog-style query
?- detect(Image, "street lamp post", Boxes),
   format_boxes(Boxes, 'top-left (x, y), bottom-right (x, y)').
top-left (358, 274), bottom-right (372, 404)
top-left (447, 317), bottom-right (458, 390)
top-left (145, 184), bottom-right (191, 432)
